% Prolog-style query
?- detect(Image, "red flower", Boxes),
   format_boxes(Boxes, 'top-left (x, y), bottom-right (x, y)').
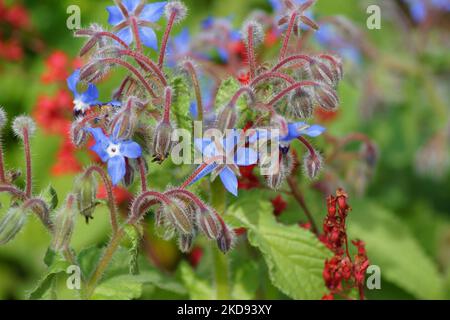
top-left (34, 89), bottom-right (72, 134)
top-left (188, 246), bottom-right (204, 268)
top-left (238, 164), bottom-right (260, 190)
top-left (5, 4), bottom-right (30, 29)
top-left (234, 227), bottom-right (247, 236)
top-left (264, 28), bottom-right (278, 48)
top-left (51, 138), bottom-right (81, 176)
top-left (271, 195), bottom-right (287, 216)
top-left (97, 184), bottom-right (132, 206)
top-left (0, 39), bottom-right (23, 61)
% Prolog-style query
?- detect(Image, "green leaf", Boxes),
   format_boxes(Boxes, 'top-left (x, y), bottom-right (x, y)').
top-left (226, 191), bottom-right (331, 300)
top-left (27, 252), bottom-right (71, 300)
top-left (125, 225), bottom-right (142, 275)
top-left (92, 270), bottom-right (187, 300)
top-left (170, 76), bottom-right (193, 131)
top-left (41, 185), bottom-right (58, 212)
top-left (216, 77), bottom-right (247, 110)
top-left (231, 261), bottom-right (260, 299)
top-left (348, 200), bottom-right (445, 299)
top-left (178, 261), bottom-right (213, 300)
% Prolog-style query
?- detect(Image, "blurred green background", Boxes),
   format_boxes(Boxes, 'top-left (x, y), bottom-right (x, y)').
top-left (0, 0), bottom-right (449, 300)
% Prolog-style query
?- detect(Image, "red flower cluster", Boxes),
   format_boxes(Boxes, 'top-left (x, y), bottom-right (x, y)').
top-left (271, 195), bottom-right (287, 216)
top-left (321, 189), bottom-right (369, 300)
top-left (0, 0), bottom-right (30, 62)
top-left (34, 51), bottom-right (83, 176)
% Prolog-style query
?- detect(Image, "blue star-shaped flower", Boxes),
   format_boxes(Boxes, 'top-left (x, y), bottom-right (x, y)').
top-left (67, 69), bottom-right (99, 115)
top-left (107, 0), bottom-right (167, 50)
top-left (86, 127), bottom-right (142, 185)
top-left (249, 122), bottom-right (325, 150)
top-left (190, 130), bottom-right (258, 196)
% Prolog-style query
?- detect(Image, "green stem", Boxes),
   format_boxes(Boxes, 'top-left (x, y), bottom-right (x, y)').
top-left (210, 179), bottom-right (230, 300)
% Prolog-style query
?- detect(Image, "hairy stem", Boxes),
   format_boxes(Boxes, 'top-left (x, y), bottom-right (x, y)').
top-left (183, 60), bottom-right (203, 121)
top-left (83, 165), bottom-right (118, 235)
top-left (137, 157), bottom-right (147, 192)
top-left (23, 128), bottom-right (32, 198)
top-left (279, 12), bottom-right (298, 61)
top-left (247, 25), bottom-right (256, 79)
top-left (286, 176), bottom-right (319, 236)
top-left (158, 11), bottom-right (177, 68)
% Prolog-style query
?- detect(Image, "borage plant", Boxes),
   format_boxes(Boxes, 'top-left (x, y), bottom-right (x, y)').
top-left (0, 0), bottom-right (372, 300)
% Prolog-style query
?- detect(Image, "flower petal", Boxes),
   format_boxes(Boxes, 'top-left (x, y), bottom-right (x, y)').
top-left (85, 127), bottom-right (109, 145)
top-left (194, 137), bottom-right (211, 153)
top-left (120, 140), bottom-right (142, 159)
top-left (300, 124), bottom-right (326, 137)
top-left (236, 147), bottom-right (258, 166)
top-left (189, 163), bottom-right (217, 185)
top-left (139, 27), bottom-right (158, 50)
top-left (81, 83), bottom-right (99, 104)
top-left (139, 2), bottom-right (167, 22)
top-left (123, 0), bottom-right (140, 13)
top-left (116, 27), bottom-right (133, 45)
top-left (91, 142), bottom-right (109, 162)
top-left (219, 167), bottom-right (238, 196)
top-left (106, 5), bottom-right (124, 25)
top-left (67, 70), bottom-right (80, 95)
top-left (107, 156), bottom-right (126, 185)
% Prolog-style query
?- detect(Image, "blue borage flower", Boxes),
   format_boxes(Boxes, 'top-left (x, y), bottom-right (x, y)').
top-left (189, 130), bottom-right (258, 196)
top-left (107, 0), bottom-right (167, 50)
top-left (270, 0), bottom-right (317, 32)
top-left (67, 69), bottom-right (99, 115)
top-left (86, 127), bottom-right (142, 185)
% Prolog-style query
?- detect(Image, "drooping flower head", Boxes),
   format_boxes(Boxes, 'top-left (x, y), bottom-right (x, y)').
top-left (190, 130), bottom-right (258, 196)
top-left (107, 0), bottom-right (167, 50)
top-left (67, 69), bottom-right (99, 117)
top-left (86, 127), bottom-right (142, 185)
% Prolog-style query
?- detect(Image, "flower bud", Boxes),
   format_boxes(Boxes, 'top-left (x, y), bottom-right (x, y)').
top-left (0, 206), bottom-right (28, 245)
top-left (154, 207), bottom-right (176, 240)
top-left (179, 234), bottom-right (194, 253)
top-left (319, 55), bottom-right (343, 87)
top-left (303, 151), bottom-right (322, 179)
top-left (217, 225), bottom-right (236, 254)
top-left (241, 20), bottom-right (264, 47)
top-left (70, 119), bottom-right (87, 147)
top-left (152, 121), bottom-right (173, 163)
top-left (110, 108), bottom-right (137, 140)
top-left (163, 199), bottom-right (194, 235)
top-left (12, 116), bottom-right (36, 139)
top-left (197, 207), bottom-right (221, 240)
top-left (123, 159), bottom-right (136, 187)
top-left (309, 58), bottom-right (334, 87)
top-left (165, 1), bottom-right (188, 24)
top-left (361, 142), bottom-right (378, 168)
top-left (270, 114), bottom-right (289, 138)
top-left (74, 174), bottom-right (97, 223)
top-left (0, 107), bottom-right (7, 130)
top-left (265, 151), bottom-right (294, 189)
top-left (216, 105), bottom-right (237, 132)
top-left (51, 194), bottom-right (77, 252)
top-left (288, 87), bottom-right (314, 119)
top-left (314, 83), bottom-right (339, 111)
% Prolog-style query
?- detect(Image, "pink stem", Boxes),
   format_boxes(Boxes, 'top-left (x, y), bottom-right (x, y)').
top-left (158, 11), bottom-right (177, 68)
top-left (279, 12), bottom-right (298, 61)
top-left (23, 128), bottom-right (32, 198)
top-left (272, 54), bottom-right (313, 72)
top-left (268, 80), bottom-right (319, 106)
top-left (247, 25), bottom-right (256, 79)
top-left (163, 87), bottom-right (172, 123)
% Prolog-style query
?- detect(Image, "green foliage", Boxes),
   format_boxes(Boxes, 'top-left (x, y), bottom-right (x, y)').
top-left (170, 76), bottom-right (193, 131)
top-left (226, 191), bottom-right (332, 300)
top-left (348, 200), bottom-right (446, 299)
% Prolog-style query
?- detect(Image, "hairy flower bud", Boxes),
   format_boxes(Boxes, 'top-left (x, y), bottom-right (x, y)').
top-left (314, 83), bottom-right (339, 111)
top-left (74, 174), bottom-right (98, 223)
top-left (163, 199), bottom-right (194, 235)
top-left (70, 119), bottom-right (87, 147)
top-left (110, 107), bottom-right (137, 140)
top-left (179, 234), bottom-right (194, 253)
top-left (216, 105), bottom-right (237, 132)
top-left (265, 151), bottom-right (294, 189)
top-left (165, 1), bottom-right (188, 23)
top-left (241, 20), bottom-right (264, 47)
top-left (52, 194), bottom-right (77, 252)
top-left (217, 225), bottom-right (236, 254)
top-left (303, 151), bottom-right (322, 179)
top-left (0, 206), bottom-right (28, 245)
top-left (12, 116), bottom-right (36, 139)
top-left (309, 58), bottom-right (334, 87)
top-left (270, 114), bottom-right (289, 138)
top-left (152, 121), bottom-right (173, 163)
top-left (288, 87), bottom-right (314, 119)
top-left (197, 207), bottom-right (221, 240)
top-left (0, 107), bottom-right (7, 130)
top-left (319, 55), bottom-right (343, 87)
